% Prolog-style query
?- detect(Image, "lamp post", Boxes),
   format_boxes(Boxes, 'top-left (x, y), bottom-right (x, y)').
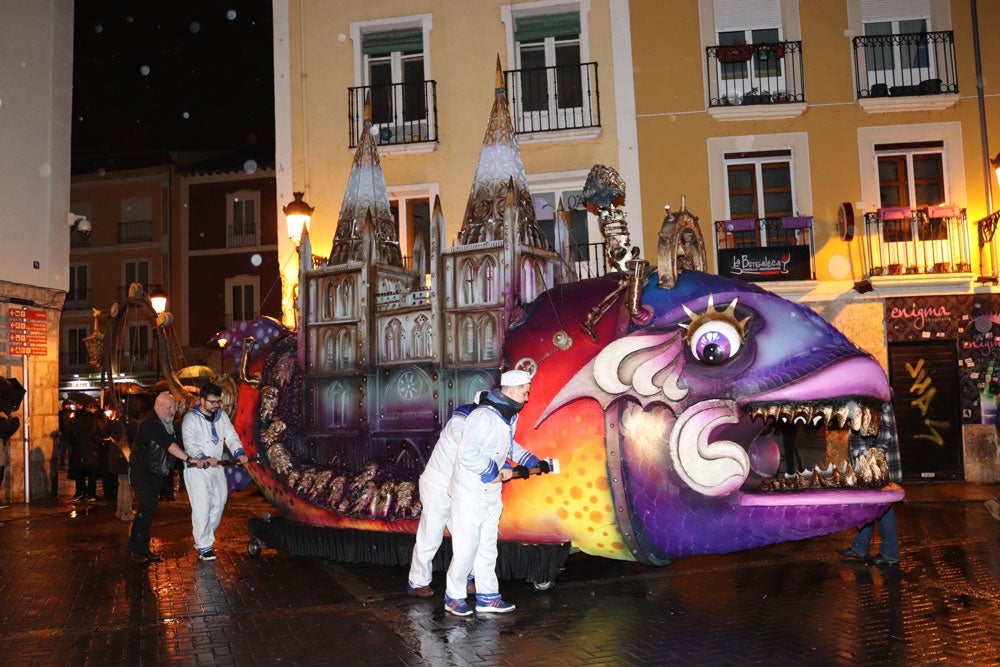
top-left (149, 286), bottom-right (168, 315)
top-left (283, 191), bottom-right (314, 246)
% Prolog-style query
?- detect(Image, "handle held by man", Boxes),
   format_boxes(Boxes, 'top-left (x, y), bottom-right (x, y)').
top-left (510, 457), bottom-right (560, 479)
top-left (186, 455), bottom-right (259, 468)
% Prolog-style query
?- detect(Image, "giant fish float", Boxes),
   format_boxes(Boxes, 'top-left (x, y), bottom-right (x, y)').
top-left (219, 64), bottom-right (902, 584)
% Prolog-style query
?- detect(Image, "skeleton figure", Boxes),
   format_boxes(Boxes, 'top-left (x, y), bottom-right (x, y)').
top-left (259, 385), bottom-right (280, 422)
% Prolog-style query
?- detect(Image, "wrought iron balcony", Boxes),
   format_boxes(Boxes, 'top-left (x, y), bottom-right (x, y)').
top-left (504, 62), bottom-right (601, 134)
top-left (853, 31), bottom-right (957, 99)
top-left (707, 41), bottom-right (804, 108)
top-left (860, 206), bottom-right (971, 278)
top-left (348, 80), bottom-right (438, 149)
top-left (70, 228), bottom-right (92, 248)
top-left (60, 352), bottom-right (93, 374)
top-left (64, 289), bottom-right (92, 311)
top-left (227, 222), bottom-right (258, 248)
top-left (570, 242), bottom-right (611, 279)
top-left (118, 220), bottom-right (152, 244)
top-left (714, 216), bottom-right (815, 282)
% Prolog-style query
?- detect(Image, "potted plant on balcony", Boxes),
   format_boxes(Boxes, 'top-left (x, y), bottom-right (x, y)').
top-left (742, 88), bottom-right (772, 105)
top-left (717, 41), bottom-right (752, 63)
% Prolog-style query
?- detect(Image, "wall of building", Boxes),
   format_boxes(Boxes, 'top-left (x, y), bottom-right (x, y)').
top-left (0, 1), bottom-right (74, 501)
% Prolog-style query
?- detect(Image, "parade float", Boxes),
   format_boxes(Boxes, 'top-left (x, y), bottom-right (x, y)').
top-left (205, 64), bottom-right (903, 587)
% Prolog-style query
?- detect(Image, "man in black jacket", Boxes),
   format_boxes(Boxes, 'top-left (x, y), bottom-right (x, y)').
top-left (127, 392), bottom-right (206, 564)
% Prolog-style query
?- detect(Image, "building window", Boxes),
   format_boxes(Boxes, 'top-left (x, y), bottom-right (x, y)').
top-left (67, 264), bottom-right (90, 310)
top-left (125, 322), bottom-right (152, 372)
top-left (326, 381), bottom-right (348, 427)
top-left (503, 2), bottom-right (598, 133)
top-left (65, 326), bottom-right (89, 369)
top-left (388, 191), bottom-right (432, 271)
top-left (876, 142), bottom-right (946, 242)
top-left (350, 15), bottom-right (434, 146)
top-left (123, 259), bottom-right (150, 294)
top-left (227, 190), bottom-right (260, 248)
top-left (725, 152), bottom-right (794, 226)
top-left (528, 173), bottom-right (602, 276)
top-left (713, 0), bottom-right (783, 99)
top-left (225, 275), bottom-right (259, 326)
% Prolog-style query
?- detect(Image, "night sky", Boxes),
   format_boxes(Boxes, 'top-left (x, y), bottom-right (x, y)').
top-left (71, 1), bottom-right (275, 167)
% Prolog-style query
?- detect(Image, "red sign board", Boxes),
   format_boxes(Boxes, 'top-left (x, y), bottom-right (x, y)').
top-left (5, 306), bottom-right (47, 356)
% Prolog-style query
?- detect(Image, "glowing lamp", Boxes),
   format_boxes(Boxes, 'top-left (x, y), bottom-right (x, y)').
top-left (283, 191), bottom-right (314, 245)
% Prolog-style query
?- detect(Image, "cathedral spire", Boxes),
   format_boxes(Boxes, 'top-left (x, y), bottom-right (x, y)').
top-left (329, 91), bottom-right (402, 266)
top-left (457, 55), bottom-right (548, 250)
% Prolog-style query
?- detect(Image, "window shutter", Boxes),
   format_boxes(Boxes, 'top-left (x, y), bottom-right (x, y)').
top-left (861, 0), bottom-right (930, 23)
top-left (514, 12), bottom-right (581, 42)
top-left (361, 28), bottom-right (423, 55)
top-left (713, 0), bottom-right (781, 31)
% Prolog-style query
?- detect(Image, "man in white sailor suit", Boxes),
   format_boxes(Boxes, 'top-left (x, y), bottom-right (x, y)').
top-left (181, 382), bottom-right (247, 561)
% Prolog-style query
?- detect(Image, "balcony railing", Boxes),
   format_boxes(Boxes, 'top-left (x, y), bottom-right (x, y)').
top-left (570, 242), bottom-right (611, 279)
top-left (714, 216), bottom-right (815, 281)
top-left (976, 210), bottom-right (1000, 281)
top-left (504, 62), bottom-right (601, 134)
top-left (227, 222), bottom-right (258, 248)
top-left (70, 228), bottom-right (92, 248)
top-left (707, 41), bottom-right (804, 107)
top-left (860, 206), bottom-right (971, 278)
top-left (348, 80), bottom-right (438, 149)
top-left (60, 352), bottom-right (93, 374)
top-left (64, 289), bottom-right (92, 311)
top-left (853, 31), bottom-right (957, 99)
top-left (119, 220), bottom-right (152, 244)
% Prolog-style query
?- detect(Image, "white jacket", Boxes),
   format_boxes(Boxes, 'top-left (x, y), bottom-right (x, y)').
top-left (181, 407), bottom-right (243, 460)
top-left (450, 395), bottom-right (537, 498)
top-left (421, 403), bottom-right (475, 488)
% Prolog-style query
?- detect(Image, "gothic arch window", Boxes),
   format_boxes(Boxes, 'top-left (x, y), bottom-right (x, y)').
top-left (324, 280), bottom-right (335, 319)
top-left (423, 322), bottom-right (433, 359)
top-left (324, 330), bottom-right (336, 369)
top-left (326, 381), bottom-right (348, 427)
top-left (461, 315), bottom-right (476, 362)
top-left (461, 260), bottom-right (476, 306)
top-left (521, 258), bottom-right (537, 301)
top-left (481, 315), bottom-right (496, 361)
top-left (482, 256), bottom-right (497, 302)
top-left (338, 279), bottom-right (353, 318)
top-left (411, 314), bottom-right (429, 358)
top-left (384, 322), bottom-right (395, 361)
top-left (397, 321), bottom-right (408, 361)
top-left (337, 329), bottom-right (352, 370)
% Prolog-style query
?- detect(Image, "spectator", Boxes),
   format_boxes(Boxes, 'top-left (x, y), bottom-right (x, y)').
top-left (57, 399), bottom-right (74, 470)
top-left (835, 404), bottom-right (901, 566)
top-left (71, 401), bottom-right (104, 502)
top-left (0, 410), bottom-right (19, 509)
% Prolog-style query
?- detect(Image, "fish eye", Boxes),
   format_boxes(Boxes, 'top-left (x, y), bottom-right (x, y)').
top-left (689, 319), bottom-right (743, 365)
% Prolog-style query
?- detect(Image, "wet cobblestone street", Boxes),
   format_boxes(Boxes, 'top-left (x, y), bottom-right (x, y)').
top-left (1, 483), bottom-right (999, 666)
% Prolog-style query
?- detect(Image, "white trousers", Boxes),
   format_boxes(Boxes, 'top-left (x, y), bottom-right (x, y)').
top-left (184, 466), bottom-right (227, 551)
top-left (407, 472), bottom-right (451, 587)
top-left (444, 485), bottom-right (502, 601)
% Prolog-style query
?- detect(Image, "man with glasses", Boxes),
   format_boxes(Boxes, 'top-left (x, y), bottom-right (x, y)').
top-left (181, 383), bottom-right (247, 561)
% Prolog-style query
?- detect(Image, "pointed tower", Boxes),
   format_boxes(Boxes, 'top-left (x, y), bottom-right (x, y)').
top-left (329, 94), bottom-right (403, 267)
top-left (457, 56), bottom-right (548, 249)
top-left (441, 56), bottom-right (563, 378)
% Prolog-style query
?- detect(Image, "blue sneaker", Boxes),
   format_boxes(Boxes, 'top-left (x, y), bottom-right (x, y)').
top-left (475, 594), bottom-right (515, 613)
top-left (444, 597), bottom-right (473, 617)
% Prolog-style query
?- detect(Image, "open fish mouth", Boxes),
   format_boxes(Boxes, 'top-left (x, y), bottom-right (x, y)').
top-left (661, 394), bottom-right (899, 503)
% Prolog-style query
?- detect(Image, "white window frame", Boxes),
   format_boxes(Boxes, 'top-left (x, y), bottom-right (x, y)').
top-left (527, 169), bottom-right (611, 276)
top-left (387, 183), bottom-right (440, 271)
top-left (723, 153), bottom-right (796, 232)
top-left (502, 1), bottom-right (591, 133)
top-left (350, 14), bottom-right (434, 144)
top-left (227, 189), bottom-right (261, 247)
top-left (707, 133), bottom-right (812, 265)
top-left (225, 274), bottom-right (260, 325)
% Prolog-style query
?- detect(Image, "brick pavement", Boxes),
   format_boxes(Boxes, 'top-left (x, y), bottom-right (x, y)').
top-left (1, 482), bottom-right (999, 666)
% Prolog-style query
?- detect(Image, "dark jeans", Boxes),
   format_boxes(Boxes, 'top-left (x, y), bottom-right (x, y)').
top-left (128, 464), bottom-right (164, 557)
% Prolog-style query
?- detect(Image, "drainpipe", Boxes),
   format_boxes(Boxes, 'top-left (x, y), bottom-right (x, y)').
top-left (972, 0), bottom-right (993, 213)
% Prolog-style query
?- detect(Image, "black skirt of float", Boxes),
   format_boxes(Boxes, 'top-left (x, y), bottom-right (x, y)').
top-left (246, 515), bottom-right (571, 585)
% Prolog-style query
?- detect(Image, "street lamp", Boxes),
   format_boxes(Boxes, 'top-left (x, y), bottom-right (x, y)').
top-left (283, 191), bottom-right (314, 245)
top-left (149, 286), bottom-right (168, 315)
